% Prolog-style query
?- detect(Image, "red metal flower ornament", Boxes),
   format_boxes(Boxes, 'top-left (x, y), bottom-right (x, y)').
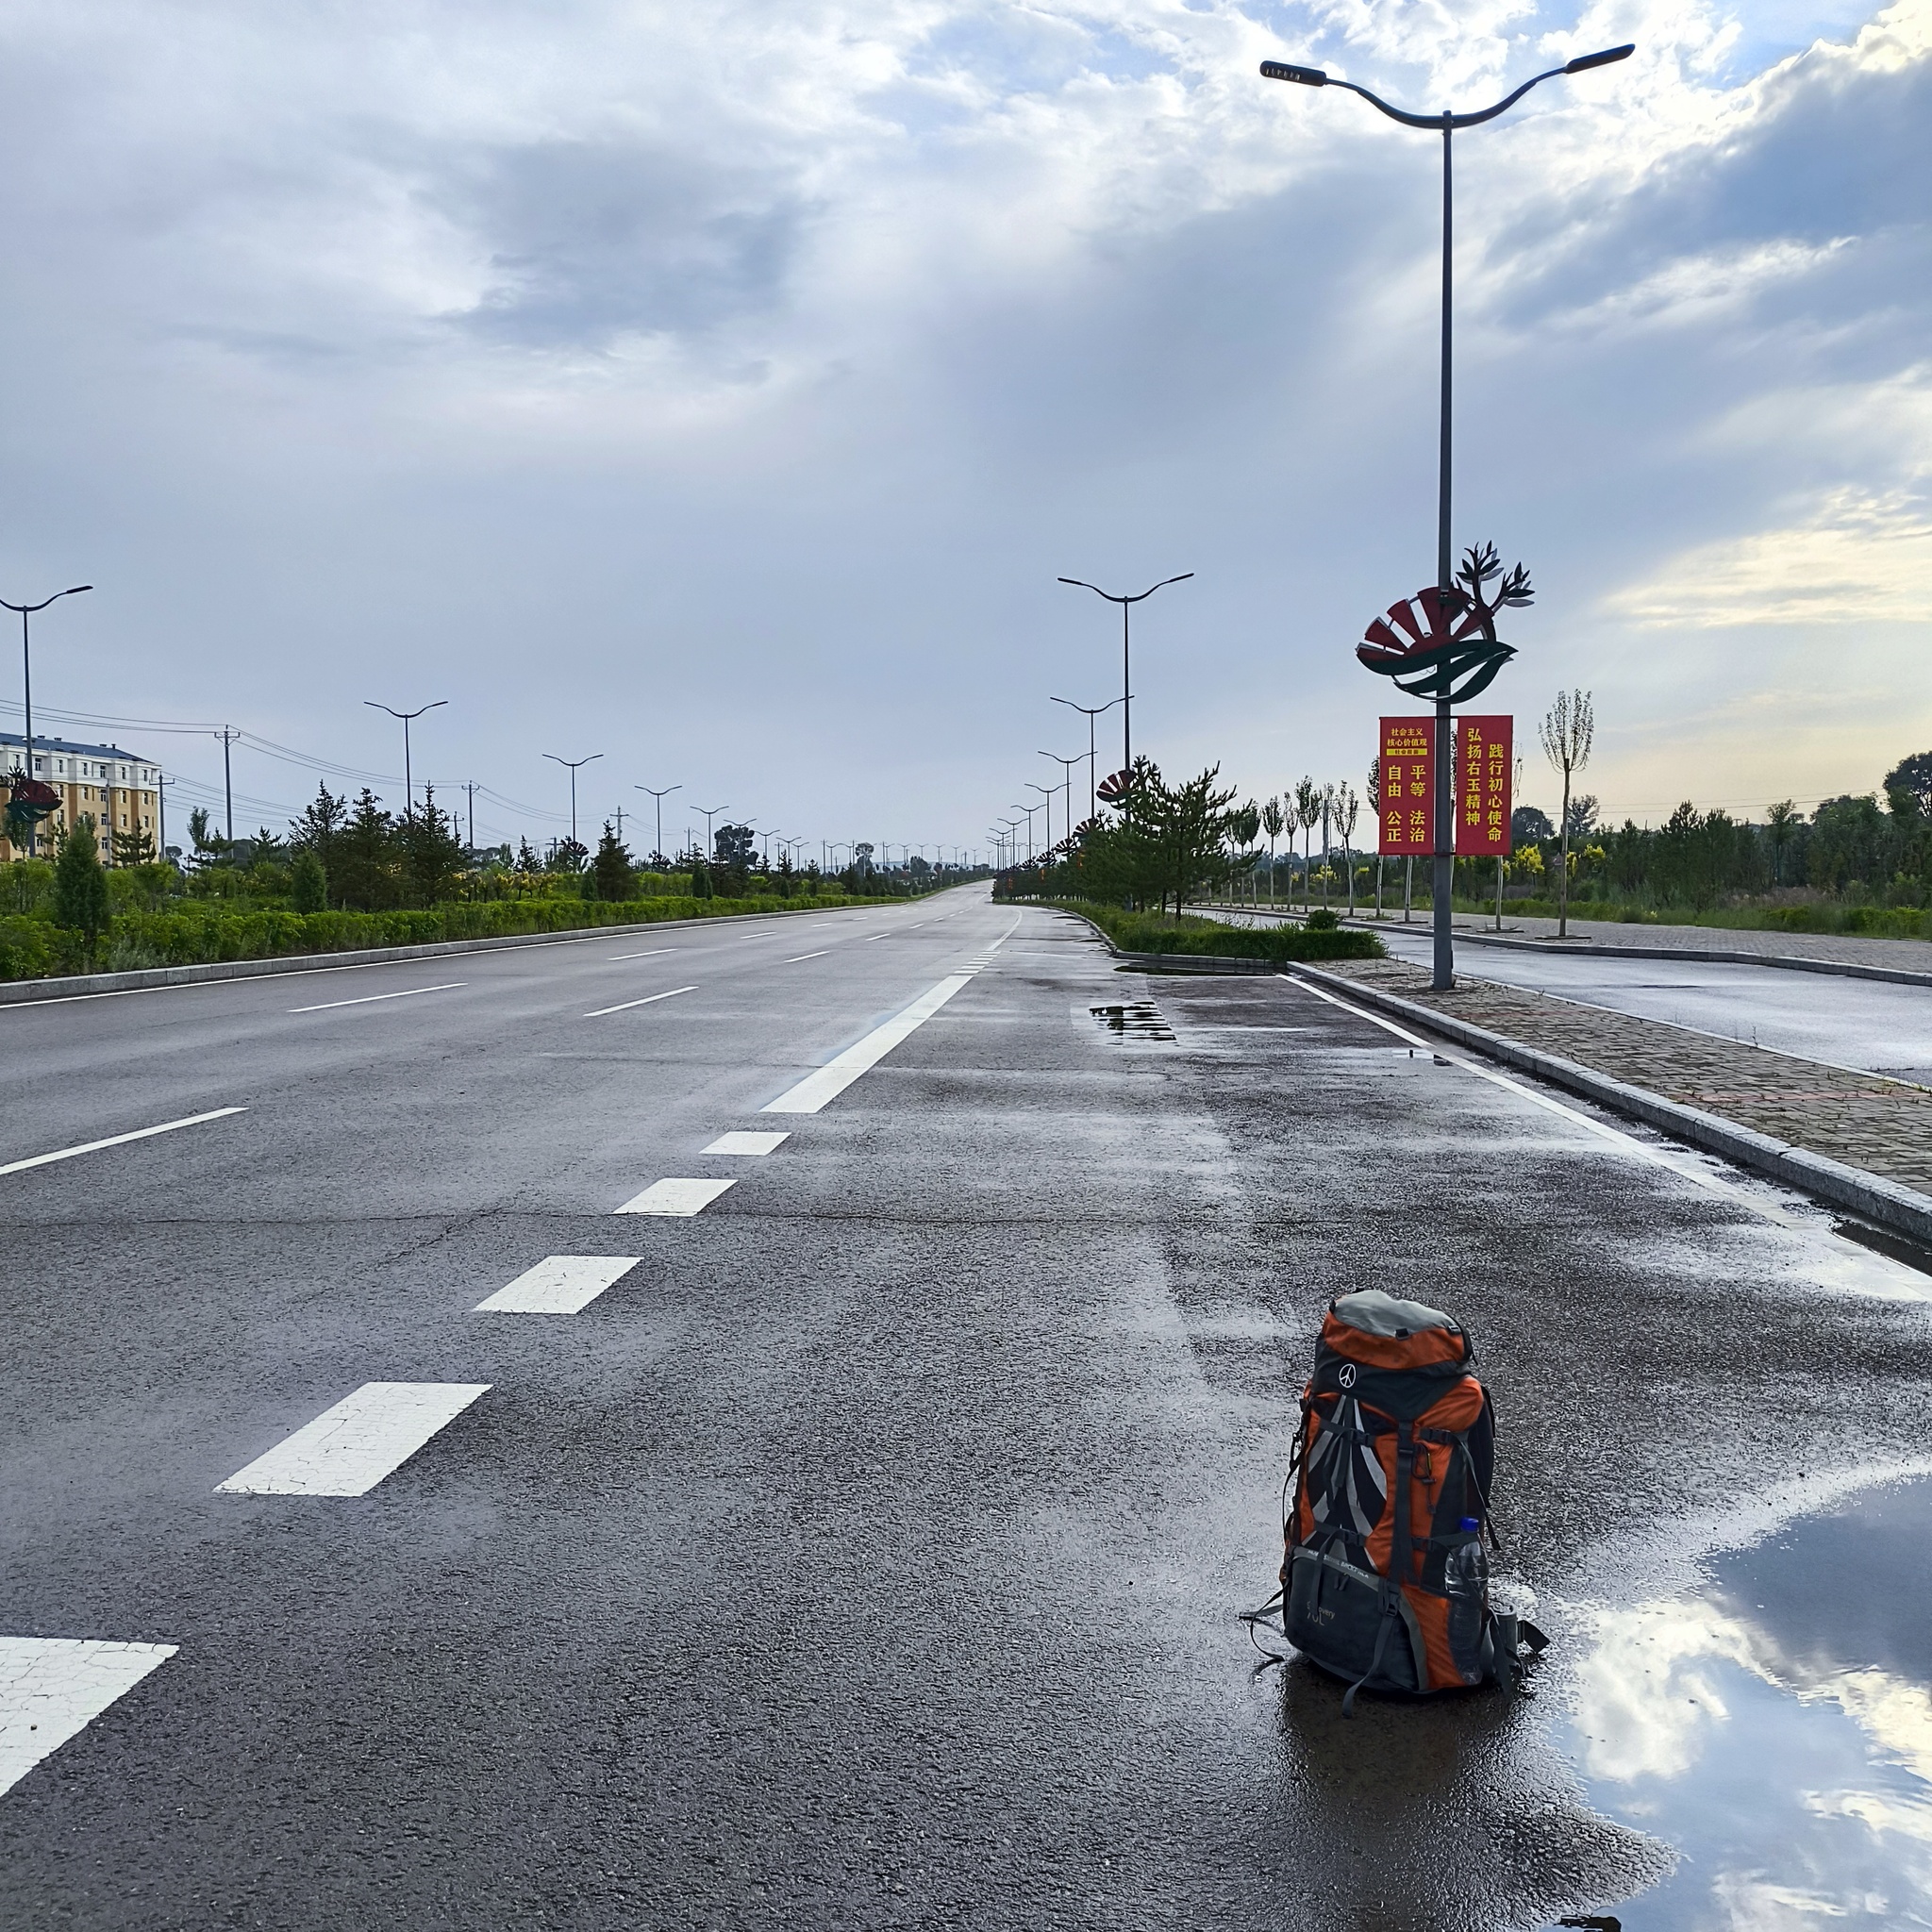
top-left (1356, 542), bottom-right (1531, 705)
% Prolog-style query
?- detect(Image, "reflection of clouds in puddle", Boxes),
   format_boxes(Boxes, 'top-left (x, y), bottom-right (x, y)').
top-left (1575, 1599), bottom-right (1767, 1783)
top-left (1569, 1490), bottom-right (1932, 1929)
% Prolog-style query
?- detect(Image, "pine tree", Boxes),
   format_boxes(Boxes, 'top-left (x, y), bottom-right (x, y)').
top-left (291, 848), bottom-right (329, 913)
top-left (53, 816), bottom-right (111, 958)
top-left (589, 823), bottom-right (634, 901)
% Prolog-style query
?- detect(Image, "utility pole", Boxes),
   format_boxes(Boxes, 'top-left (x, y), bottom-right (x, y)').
top-left (613, 804), bottom-right (626, 847)
top-left (218, 726), bottom-right (239, 842)
top-left (463, 780), bottom-right (477, 852)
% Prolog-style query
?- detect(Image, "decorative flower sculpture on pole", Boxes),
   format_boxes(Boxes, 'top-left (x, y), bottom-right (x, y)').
top-left (1356, 542), bottom-right (1532, 705)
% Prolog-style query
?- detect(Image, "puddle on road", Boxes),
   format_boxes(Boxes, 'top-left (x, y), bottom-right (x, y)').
top-left (1557, 1474), bottom-right (1932, 1929)
top-left (1091, 1001), bottom-right (1174, 1041)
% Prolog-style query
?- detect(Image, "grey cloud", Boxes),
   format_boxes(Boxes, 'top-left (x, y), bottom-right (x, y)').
top-left (440, 140), bottom-right (808, 348)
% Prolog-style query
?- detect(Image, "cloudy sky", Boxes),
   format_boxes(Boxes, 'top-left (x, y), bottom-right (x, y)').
top-left (0, 0), bottom-right (1925, 855)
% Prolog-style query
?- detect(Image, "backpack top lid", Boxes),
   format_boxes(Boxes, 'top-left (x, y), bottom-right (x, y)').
top-left (1323, 1289), bottom-right (1470, 1372)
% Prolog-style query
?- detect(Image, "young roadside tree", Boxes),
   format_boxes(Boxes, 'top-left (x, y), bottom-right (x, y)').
top-left (54, 816), bottom-right (111, 959)
top-left (1261, 796), bottom-right (1285, 906)
top-left (589, 822), bottom-right (635, 901)
top-left (1292, 776), bottom-right (1319, 911)
top-left (1228, 800), bottom-right (1260, 903)
top-left (1764, 799), bottom-right (1799, 886)
top-left (1365, 759), bottom-right (1384, 919)
top-left (110, 822), bottom-right (156, 867)
top-left (1334, 780), bottom-right (1360, 917)
top-left (291, 848), bottom-right (329, 913)
top-left (1539, 690), bottom-right (1594, 938)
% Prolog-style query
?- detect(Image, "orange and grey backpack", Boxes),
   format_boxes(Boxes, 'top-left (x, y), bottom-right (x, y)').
top-left (1243, 1289), bottom-right (1544, 1711)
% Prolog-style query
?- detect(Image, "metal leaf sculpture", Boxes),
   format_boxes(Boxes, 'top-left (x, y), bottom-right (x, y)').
top-left (1356, 542), bottom-right (1532, 705)
top-left (4, 772), bottom-right (61, 844)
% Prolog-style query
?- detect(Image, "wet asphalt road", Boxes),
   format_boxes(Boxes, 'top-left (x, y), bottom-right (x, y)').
top-left (1374, 921), bottom-right (1932, 1079)
top-left (6, 888), bottom-right (1932, 1929)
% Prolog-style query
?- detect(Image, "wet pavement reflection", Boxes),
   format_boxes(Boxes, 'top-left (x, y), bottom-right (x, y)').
top-left (1558, 1474), bottom-right (1932, 1928)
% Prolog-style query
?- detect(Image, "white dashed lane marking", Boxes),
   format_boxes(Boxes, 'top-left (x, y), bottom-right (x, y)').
top-left (704, 1131), bottom-right (789, 1156)
top-left (608, 948), bottom-right (676, 961)
top-left (475, 1256), bottom-right (640, 1314)
top-left (289, 983), bottom-right (465, 1013)
top-left (784, 951), bottom-right (831, 963)
top-left (0, 1107), bottom-right (248, 1179)
top-left (584, 985), bottom-right (695, 1018)
top-left (215, 1383), bottom-right (491, 1496)
top-left (0, 1638), bottom-right (177, 1798)
top-left (761, 974), bottom-right (973, 1116)
top-left (616, 1177), bottom-right (737, 1216)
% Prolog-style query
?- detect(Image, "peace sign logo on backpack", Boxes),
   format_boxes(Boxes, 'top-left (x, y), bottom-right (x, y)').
top-left (1338, 1362), bottom-right (1357, 1390)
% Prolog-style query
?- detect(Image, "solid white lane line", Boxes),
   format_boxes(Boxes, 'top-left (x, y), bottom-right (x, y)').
top-left (215, 1383), bottom-right (490, 1496)
top-left (0, 1638), bottom-right (178, 1798)
top-left (704, 1131), bottom-right (789, 1156)
top-left (1282, 974), bottom-right (1797, 1220)
top-left (290, 983), bottom-right (464, 1013)
top-left (584, 985), bottom-right (695, 1018)
top-left (785, 951), bottom-right (832, 963)
top-left (475, 1256), bottom-right (640, 1314)
top-left (608, 949), bottom-right (676, 961)
top-left (0, 1107), bottom-right (248, 1179)
top-left (616, 1177), bottom-right (737, 1215)
top-left (761, 974), bottom-right (973, 1116)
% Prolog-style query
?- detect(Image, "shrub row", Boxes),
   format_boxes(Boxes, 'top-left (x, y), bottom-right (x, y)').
top-left (0, 893), bottom-right (870, 983)
top-left (1043, 900), bottom-right (1384, 962)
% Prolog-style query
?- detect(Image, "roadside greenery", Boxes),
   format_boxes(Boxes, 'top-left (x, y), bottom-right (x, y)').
top-left (0, 782), bottom-right (975, 982)
top-left (1055, 900), bottom-right (1382, 962)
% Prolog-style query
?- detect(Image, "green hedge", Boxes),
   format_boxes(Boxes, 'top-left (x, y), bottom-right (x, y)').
top-left (0, 892), bottom-right (871, 982)
top-left (1046, 901), bottom-right (1384, 962)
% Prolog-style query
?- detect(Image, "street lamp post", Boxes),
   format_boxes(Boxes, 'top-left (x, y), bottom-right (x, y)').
top-left (694, 804), bottom-right (728, 866)
top-left (1039, 752), bottom-right (1081, 843)
top-left (1010, 804), bottom-right (1039, 861)
top-left (543, 752), bottom-right (603, 850)
top-left (2, 584), bottom-right (92, 857)
top-left (1049, 695), bottom-right (1124, 824)
top-left (1025, 782), bottom-right (1055, 857)
top-left (365, 699), bottom-right (448, 822)
top-left (1261, 41), bottom-right (1631, 991)
top-left (1057, 575), bottom-right (1192, 779)
top-left (636, 784), bottom-right (680, 866)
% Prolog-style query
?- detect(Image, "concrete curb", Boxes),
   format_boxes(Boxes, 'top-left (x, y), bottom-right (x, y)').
top-left (1289, 962), bottom-right (1932, 1247)
top-left (1204, 903), bottom-right (1932, 990)
top-left (0, 902), bottom-right (863, 1007)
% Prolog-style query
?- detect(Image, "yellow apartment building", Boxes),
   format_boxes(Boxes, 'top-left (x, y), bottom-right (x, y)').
top-left (2, 732), bottom-right (164, 865)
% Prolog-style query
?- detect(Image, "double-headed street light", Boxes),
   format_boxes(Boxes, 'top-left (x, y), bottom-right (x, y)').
top-left (1057, 575), bottom-right (1191, 779)
top-left (544, 752), bottom-right (603, 850)
top-left (1049, 694), bottom-right (1124, 823)
top-left (635, 783), bottom-right (680, 866)
top-left (366, 698), bottom-right (448, 822)
top-left (1260, 40), bottom-right (1632, 990)
top-left (4, 584), bottom-right (92, 857)
top-left (1039, 751), bottom-right (1081, 841)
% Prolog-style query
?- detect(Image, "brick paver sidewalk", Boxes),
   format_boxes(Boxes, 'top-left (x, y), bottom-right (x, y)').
top-left (1324, 958), bottom-right (1932, 1195)
top-left (1206, 901), bottom-right (1932, 974)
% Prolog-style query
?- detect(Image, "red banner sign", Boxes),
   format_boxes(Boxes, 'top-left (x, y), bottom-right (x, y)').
top-left (1455, 715), bottom-right (1512, 857)
top-left (1378, 717), bottom-right (1435, 856)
